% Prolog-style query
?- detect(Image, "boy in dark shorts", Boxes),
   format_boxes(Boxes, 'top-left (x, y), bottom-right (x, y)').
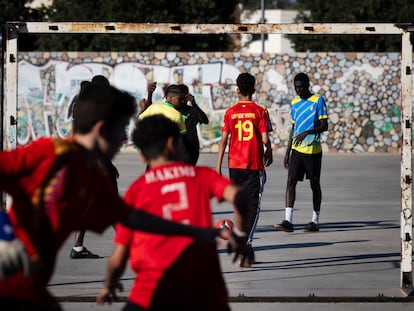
top-left (216, 72), bottom-right (270, 268)
top-left (274, 72), bottom-right (328, 233)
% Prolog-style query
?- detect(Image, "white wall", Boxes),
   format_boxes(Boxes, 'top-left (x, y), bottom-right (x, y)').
top-left (240, 9), bottom-right (298, 53)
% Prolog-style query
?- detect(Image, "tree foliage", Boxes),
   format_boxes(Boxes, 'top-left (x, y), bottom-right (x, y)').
top-left (0, 0), bottom-right (45, 50)
top-left (288, 0), bottom-right (414, 52)
top-left (35, 0), bottom-right (239, 51)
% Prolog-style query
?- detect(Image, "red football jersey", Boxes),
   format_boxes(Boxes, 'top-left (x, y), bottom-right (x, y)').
top-left (115, 162), bottom-right (232, 310)
top-left (222, 101), bottom-right (268, 170)
top-left (0, 138), bottom-right (131, 305)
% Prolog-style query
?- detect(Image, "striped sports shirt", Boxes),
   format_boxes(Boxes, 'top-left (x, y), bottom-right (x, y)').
top-left (290, 94), bottom-right (328, 154)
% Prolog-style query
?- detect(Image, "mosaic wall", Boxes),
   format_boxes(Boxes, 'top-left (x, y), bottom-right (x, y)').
top-left (17, 51), bottom-right (412, 153)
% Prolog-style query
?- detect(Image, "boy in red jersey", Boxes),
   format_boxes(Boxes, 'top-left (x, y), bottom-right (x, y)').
top-left (97, 115), bottom-right (251, 311)
top-left (0, 79), bottom-right (238, 311)
top-left (216, 72), bottom-right (270, 268)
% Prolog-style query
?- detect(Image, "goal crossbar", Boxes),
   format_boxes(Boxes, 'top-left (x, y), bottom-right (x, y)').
top-left (1, 22), bottom-right (413, 295)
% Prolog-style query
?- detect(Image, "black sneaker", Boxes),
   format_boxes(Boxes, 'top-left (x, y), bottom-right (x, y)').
top-left (274, 220), bottom-right (294, 232)
top-left (303, 221), bottom-right (319, 232)
top-left (70, 247), bottom-right (100, 259)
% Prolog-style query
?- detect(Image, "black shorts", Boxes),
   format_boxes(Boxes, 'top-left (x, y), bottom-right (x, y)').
top-left (229, 168), bottom-right (260, 207)
top-left (288, 149), bottom-right (322, 182)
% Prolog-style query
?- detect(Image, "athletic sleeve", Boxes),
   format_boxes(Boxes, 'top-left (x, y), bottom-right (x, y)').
top-left (317, 96), bottom-right (329, 120)
top-left (0, 138), bottom-right (55, 191)
top-left (258, 107), bottom-right (269, 134)
top-left (221, 109), bottom-right (231, 133)
top-left (318, 96), bottom-right (328, 120)
top-left (198, 167), bottom-right (232, 202)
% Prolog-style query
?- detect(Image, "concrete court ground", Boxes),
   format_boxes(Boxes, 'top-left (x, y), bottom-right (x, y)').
top-left (48, 152), bottom-right (414, 310)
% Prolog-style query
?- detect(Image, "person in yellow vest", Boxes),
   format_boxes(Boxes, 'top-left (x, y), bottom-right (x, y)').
top-left (138, 84), bottom-right (190, 163)
top-left (139, 84), bottom-right (186, 134)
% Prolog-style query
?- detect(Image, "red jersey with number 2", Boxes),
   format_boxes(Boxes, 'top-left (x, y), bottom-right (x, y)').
top-left (115, 162), bottom-right (232, 310)
top-left (222, 101), bottom-right (268, 170)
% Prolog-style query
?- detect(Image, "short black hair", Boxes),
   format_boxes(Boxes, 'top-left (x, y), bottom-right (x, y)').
top-left (178, 84), bottom-right (189, 94)
top-left (236, 73), bottom-right (255, 96)
top-left (133, 115), bottom-right (180, 160)
top-left (294, 72), bottom-right (310, 85)
top-left (164, 84), bottom-right (182, 97)
top-left (73, 76), bottom-right (136, 134)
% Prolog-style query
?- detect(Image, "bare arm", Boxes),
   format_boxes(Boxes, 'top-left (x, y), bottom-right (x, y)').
top-left (216, 132), bottom-right (229, 175)
top-left (188, 95), bottom-right (209, 124)
top-left (122, 209), bottom-right (219, 244)
top-left (139, 82), bottom-right (156, 115)
top-left (294, 119), bottom-right (328, 145)
top-left (284, 124), bottom-right (294, 169)
top-left (264, 137), bottom-right (273, 167)
top-left (96, 243), bottom-right (129, 304)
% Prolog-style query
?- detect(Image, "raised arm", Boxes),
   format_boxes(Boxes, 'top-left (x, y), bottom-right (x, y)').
top-left (188, 94), bottom-right (209, 124)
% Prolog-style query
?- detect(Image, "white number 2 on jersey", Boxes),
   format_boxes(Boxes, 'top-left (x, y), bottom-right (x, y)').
top-left (161, 182), bottom-right (190, 224)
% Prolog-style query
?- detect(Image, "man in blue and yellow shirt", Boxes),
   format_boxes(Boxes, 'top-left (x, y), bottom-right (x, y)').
top-left (274, 72), bottom-right (328, 233)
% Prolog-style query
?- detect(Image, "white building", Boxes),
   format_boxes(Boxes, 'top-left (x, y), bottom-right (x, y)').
top-left (27, 0), bottom-right (52, 8)
top-left (240, 9), bottom-right (298, 53)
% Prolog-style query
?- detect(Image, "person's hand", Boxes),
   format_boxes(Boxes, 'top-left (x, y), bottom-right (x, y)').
top-left (225, 229), bottom-right (254, 264)
top-left (139, 98), bottom-right (148, 111)
top-left (0, 239), bottom-right (32, 280)
top-left (293, 132), bottom-right (308, 146)
top-left (283, 153), bottom-right (290, 169)
top-left (96, 282), bottom-right (123, 304)
top-left (185, 93), bottom-right (194, 105)
top-left (147, 82), bottom-right (156, 94)
top-left (264, 148), bottom-right (273, 167)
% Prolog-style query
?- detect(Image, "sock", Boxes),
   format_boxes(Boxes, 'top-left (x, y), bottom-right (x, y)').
top-left (285, 207), bottom-right (293, 223)
top-left (73, 246), bottom-right (84, 252)
top-left (312, 211), bottom-right (320, 224)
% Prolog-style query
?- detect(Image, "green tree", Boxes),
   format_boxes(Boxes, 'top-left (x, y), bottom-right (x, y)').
top-left (1, 0), bottom-right (45, 51)
top-left (288, 0), bottom-right (414, 52)
top-left (36, 0), bottom-right (239, 51)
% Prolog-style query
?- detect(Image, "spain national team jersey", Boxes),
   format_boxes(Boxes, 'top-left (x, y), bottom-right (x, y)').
top-left (222, 101), bottom-right (268, 170)
top-left (139, 102), bottom-right (187, 134)
top-left (115, 162), bottom-right (232, 310)
top-left (290, 94), bottom-right (328, 154)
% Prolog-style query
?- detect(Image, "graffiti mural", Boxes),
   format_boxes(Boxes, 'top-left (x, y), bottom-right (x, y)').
top-left (17, 58), bottom-right (292, 150)
top-left (17, 52), bottom-right (410, 153)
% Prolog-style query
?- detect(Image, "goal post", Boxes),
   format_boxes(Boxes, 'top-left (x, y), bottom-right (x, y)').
top-left (1, 21), bottom-right (413, 294)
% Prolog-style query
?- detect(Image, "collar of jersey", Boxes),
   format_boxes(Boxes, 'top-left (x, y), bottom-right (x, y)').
top-left (162, 102), bottom-right (175, 108)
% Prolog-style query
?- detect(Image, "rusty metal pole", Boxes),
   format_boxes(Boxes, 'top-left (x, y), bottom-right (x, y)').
top-left (3, 24), bottom-right (18, 151)
top-left (1, 24), bottom-right (18, 211)
top-left (400, 29), bottom-right (413, 295)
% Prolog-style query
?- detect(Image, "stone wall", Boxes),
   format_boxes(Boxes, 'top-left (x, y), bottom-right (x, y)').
top-left (18, 51), bottom-right (411, 153)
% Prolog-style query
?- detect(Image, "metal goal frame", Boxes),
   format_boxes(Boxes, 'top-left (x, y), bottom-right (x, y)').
top-left (1, 22), bottom-right (413, 294)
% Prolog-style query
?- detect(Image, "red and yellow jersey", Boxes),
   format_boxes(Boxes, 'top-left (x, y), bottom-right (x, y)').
top-left (115, 162), bottom-right (232, 310)
top-left (222, 101), bottom-right (268, 170)
top-left (0, 138), bottom-right (131, 304)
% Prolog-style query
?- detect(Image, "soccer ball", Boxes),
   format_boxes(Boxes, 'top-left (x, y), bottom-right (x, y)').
top-left (215, 218), bottom-right (234, 231)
